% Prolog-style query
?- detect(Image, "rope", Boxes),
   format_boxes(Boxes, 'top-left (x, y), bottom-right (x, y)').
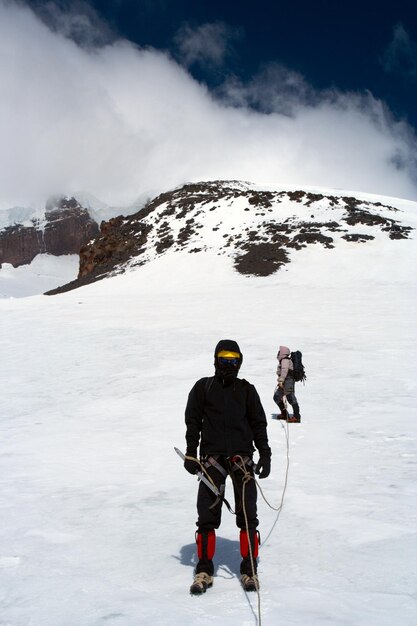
top-left (235, 455), bottom-right (262, 626)
top-left (260, 417), bottom-right (290, 545)
top-left (233, 409), bottom-right (292, 625)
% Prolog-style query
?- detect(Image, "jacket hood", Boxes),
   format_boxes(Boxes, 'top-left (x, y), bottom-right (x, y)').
top-left (277, 345), bottom-right (290, 360)
top-left (214, 339), bottom-right (243, 380)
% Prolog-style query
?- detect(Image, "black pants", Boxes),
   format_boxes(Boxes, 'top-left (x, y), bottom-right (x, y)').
top-left (196, 455), bottom-right (258, 576)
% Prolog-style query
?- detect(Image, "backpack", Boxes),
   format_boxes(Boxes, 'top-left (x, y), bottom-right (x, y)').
top-left (291, 350), bottom-right (306, 383)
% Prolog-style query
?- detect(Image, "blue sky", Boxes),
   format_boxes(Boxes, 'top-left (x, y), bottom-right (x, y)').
top-left (81, 0), bottom-right (417, 128)
top-left (1, 0), bottom-right (417, 206)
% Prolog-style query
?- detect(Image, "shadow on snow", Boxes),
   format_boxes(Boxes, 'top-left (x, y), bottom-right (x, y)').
top-left (175, 536), bottom-right (242, 578)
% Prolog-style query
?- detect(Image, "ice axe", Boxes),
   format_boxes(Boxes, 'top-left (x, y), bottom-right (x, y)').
top-left (174, 447), bottom-right (233, 512)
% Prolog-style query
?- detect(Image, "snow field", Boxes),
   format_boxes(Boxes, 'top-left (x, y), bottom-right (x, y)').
top-left (0, 231), bottom-right (416, 625)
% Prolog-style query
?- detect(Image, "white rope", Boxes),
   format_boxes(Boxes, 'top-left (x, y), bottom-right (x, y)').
top-left (236, 456), bottom-right (262, 626)
top-left (260, 417), bottom-right (290, 546)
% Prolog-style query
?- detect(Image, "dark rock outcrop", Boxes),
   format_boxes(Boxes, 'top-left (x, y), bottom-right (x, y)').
top-left (78, 216), bottom-right (151, 279)
top-left (0, 197), bottom-right (99, 268)
top-left (235, 243), bottom-right (290, 276)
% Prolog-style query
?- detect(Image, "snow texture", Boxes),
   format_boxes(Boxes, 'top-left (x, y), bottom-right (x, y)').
top-left (0, 188), bottom-right (416, 625)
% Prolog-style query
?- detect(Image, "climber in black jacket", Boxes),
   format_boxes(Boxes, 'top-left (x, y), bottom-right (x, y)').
top-left (184, 339), bottom-right (271, 595)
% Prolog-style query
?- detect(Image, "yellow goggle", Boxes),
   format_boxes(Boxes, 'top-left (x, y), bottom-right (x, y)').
top-left (217, 350), bottom-right (240, 359)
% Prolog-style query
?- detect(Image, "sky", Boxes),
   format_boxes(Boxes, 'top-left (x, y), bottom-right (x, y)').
top-left (84, 0), bottom-right (417, 125)
top-left (1, 0), bottom-right (417, 207)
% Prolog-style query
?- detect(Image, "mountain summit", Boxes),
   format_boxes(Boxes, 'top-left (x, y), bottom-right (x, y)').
top-left (46, 180), bottom-right (414, 295)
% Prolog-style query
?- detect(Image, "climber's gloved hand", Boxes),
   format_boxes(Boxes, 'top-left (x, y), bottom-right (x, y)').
top-left (255, 451), bottom-right (271, 479)
top-left (184, 451), bottom-right (200, 475)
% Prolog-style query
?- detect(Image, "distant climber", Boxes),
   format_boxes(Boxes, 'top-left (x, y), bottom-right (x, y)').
top-left (183, 339), bottom-right (271, 595)
top-left (273, 346), bottom-right (302, 423)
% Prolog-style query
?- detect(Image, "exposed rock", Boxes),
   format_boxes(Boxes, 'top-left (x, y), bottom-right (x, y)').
top-left (342, 233), bottom-right (375, 243)
top-left (248, 192), bottom-right (275, 208)
top-left (0, 225), bottom-right (46, 268)
top-left (78, 215), bottom-right (152, 278)
top-left (235, 243), bottom-right (289, 276)
top-left (0, 197), bottom-right (99, 268)
top-left (291, 232), bottom-right (335, 248)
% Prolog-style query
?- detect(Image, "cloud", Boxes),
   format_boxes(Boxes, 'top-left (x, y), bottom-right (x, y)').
top-left (173, 21), bottom-right (243, 70)
top-left (218, 63), bottom-right (316, 115)
top-left (31, 0), bottom-right (115, 47)
top-left (0, 0), bottom-right (417, 210)
top-left (382, 22), bottom-right (417, 81)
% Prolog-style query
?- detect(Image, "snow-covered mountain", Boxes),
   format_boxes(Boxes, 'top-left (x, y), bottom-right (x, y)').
top-left (0, 181), bottom-right (416, 625)
top-left (1, 180), bottom-right (414, 297)
top-left (47, 180), bottom-right (415, 295)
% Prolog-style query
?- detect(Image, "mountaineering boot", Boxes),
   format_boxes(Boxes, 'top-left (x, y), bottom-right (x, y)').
top-left (190, 572), bottom-right (213, 595)
top-left (239, 529), bottom-right (260, 591)
top-left (277, 401), bottom-right (289, 420)
top-left (190, 529), bottom-right (215, 594)
top-left (240, 573), bottom-right (260, 592)
top-left (288, 404), bottom-right (301, 422)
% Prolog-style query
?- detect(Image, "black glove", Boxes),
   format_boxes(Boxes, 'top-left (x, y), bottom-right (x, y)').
top-left (255, 451), bottom-right (271, 479)
top-left (184, 451), bottom-right (200, 475)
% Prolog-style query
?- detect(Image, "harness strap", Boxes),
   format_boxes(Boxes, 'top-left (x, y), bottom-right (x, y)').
top-left (201, 456), bottom-right (234, 514)
top-left (230, 455), bottom-right (254, 472)
top-left (204, 456), bottom-right (228, 478)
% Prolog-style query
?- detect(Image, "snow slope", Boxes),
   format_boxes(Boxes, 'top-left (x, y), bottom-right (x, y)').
top-left (0, 254), bottom-right (79, 298)
top-left (0, 191), bottom-right (416, 626)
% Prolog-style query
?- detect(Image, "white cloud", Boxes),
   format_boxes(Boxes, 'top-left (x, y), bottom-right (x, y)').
top-left (218, 63), bottom-right (315, 115)
top-left (0, 1), bottom-right (416, 209)
top-left (173, 21), bottom-right (243, 69)
top-left (34, 0), bottom-right (115, 47)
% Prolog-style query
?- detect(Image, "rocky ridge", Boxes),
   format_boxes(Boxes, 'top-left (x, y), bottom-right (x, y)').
top-left (46, 180), bottom-right (413, 294)
top-left (0, 197), bottom-right (99, 268)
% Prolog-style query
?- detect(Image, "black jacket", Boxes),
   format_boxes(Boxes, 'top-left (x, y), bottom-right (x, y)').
top-left (185, 375), bottom-right (270, 458)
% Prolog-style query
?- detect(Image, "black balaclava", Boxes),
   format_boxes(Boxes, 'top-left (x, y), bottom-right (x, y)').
top-left (214, 339), bottom-right (243, 382)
